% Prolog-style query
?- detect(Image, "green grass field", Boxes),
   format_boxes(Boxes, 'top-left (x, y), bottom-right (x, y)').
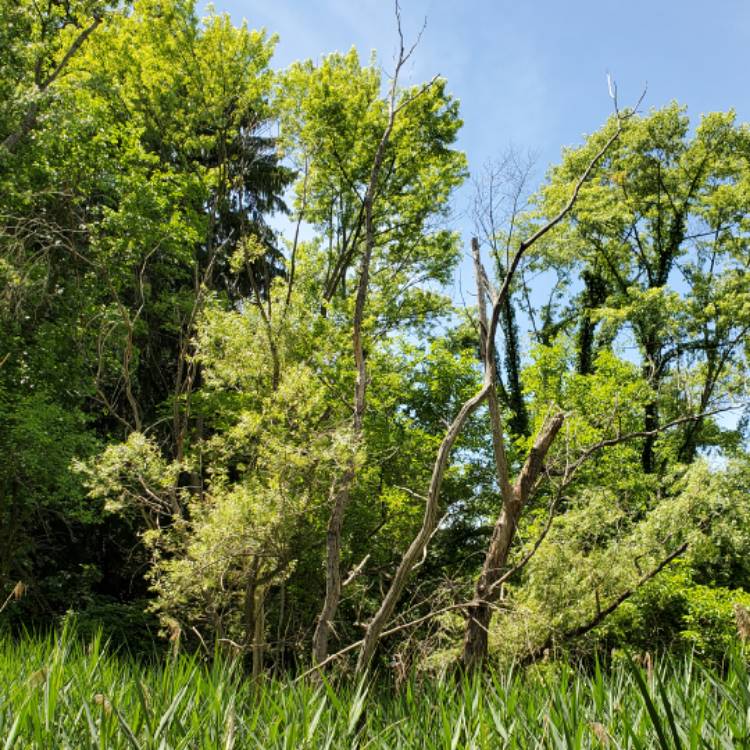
top-left (1, 627), bottom-right (749, 748)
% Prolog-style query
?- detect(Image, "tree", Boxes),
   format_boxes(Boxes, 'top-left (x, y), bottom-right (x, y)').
top-left (352, 110), bottom-right (632, 674)
top-left (277, 30), bottom-right (466, 665)
top-left (2, 0), bottom-right (749, 677)
top-left (457, 104), bottom-right (750, 668)
top-left (0, 0), bottom-right (293, 619)
top-left (535, 105), bottom-right (750, 472)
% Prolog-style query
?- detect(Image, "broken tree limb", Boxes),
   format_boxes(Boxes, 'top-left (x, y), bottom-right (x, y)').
top-left (461, 411), bottom-right (565, 669)
top-left (353, 94), bottom-right (641, 675)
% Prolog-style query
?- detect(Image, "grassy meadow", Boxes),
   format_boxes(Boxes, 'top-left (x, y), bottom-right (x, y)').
top-left (1, 627), bottom-right (749, 749)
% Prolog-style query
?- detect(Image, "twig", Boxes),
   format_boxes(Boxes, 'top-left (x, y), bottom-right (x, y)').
top-left (0, 582), bottom-right (25, 616)
top-left (342, 555), bottom-right (371, 588)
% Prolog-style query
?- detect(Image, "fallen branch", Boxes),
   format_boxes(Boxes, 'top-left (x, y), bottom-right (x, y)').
top-left (485, 489), bottom-right (563, 598)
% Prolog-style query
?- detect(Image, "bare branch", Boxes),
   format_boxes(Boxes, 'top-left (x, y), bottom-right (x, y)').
top-left (526, 541), bottom-right (688, 662)
top-left (486, 99), bottom-right (642, 353)
top-left (342, 554), bottom-right (371, 588)
top-left (485, 487), bottom-right (563, 598)
top-left (355, 94), bottom-right (642, 673)
top-left (561, 405), bottom-right (743, 479)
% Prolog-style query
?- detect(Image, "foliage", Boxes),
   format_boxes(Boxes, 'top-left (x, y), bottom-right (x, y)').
top-left (0, 0), bottom-right (292, 623)
top-left (486, 459), bottom-right (750, 664)
top-left (1, 0), bottom-right (749, 682)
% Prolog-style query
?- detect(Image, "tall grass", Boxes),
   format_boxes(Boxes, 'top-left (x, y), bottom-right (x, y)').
top-left (0, 625), bottom-right (748, 748)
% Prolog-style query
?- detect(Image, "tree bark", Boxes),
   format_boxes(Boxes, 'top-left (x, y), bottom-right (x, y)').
top-left (500, 292), bottom-right (529, 436)
top-left (355, 378), bottom-right (492, 673)
top-left (461, 411), bottom-right (564, 670)
top-left (576, 268), bottom-right (608, 376)
top-left (252, 585), bottom-right (266, 681)
top-left (312, 473), bottom-right (353, 664)
top-left (243, 557), bottom-right (267, 680)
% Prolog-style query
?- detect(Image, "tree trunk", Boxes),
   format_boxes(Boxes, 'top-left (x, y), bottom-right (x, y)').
top-left (355, 379), bottom-right (492, 673)
top-left (461, 412), bottom-right (564, 670)
top-left (252, 585), bottom-right (266, 681)
top-left (243, 558), bottom-right (259, 675)
top-left (498, 282), bottom-right (529, 436)
top-left (312, 26), bottom-right (414, 668)
top-left (640, 331), bottom-right (662, 474)
top-left (311, 472), bottom-right (353, 664)
top-left (576, 268), bottom-right (608, 376)
top-left (243, 558), bottom-right (267, 680)
top-left (641, 396), bottom-right (659, 474)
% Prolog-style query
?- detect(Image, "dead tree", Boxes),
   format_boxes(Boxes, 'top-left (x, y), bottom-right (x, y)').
top-left (354, 108), bottom-right (636, 674)
top-left (472, 152), bottom-right (536, 436)
top-left (294, 407), bottom-right (725, 681)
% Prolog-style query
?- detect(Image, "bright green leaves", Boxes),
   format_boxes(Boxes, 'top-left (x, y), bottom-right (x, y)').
top-left (88, 1), bottom-right (277, 164)
top-left (76, 431), bottom-right (181, 521)
top-left (525, 343), bottom-right (650, 433)
top-left (501, 459), bottom-right (750, 663)
top-left (0, 0), bottom-right (126, 155)
top-left (3, 0), bottom-right (749, 674)
top-left (137, 266), bottom-right (359, 640)
top-left (277, 49), bottom-right (466, 325)
top-left (0, 0), bottom-right (294, 618)
top-left (527, 104), bottom-right (750, 470)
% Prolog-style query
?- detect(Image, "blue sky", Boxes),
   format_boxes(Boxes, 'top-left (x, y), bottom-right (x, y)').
top-left (214, 0), bottom-right (749, 174)
top-left (208, 0), bottom-right (750, 296)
